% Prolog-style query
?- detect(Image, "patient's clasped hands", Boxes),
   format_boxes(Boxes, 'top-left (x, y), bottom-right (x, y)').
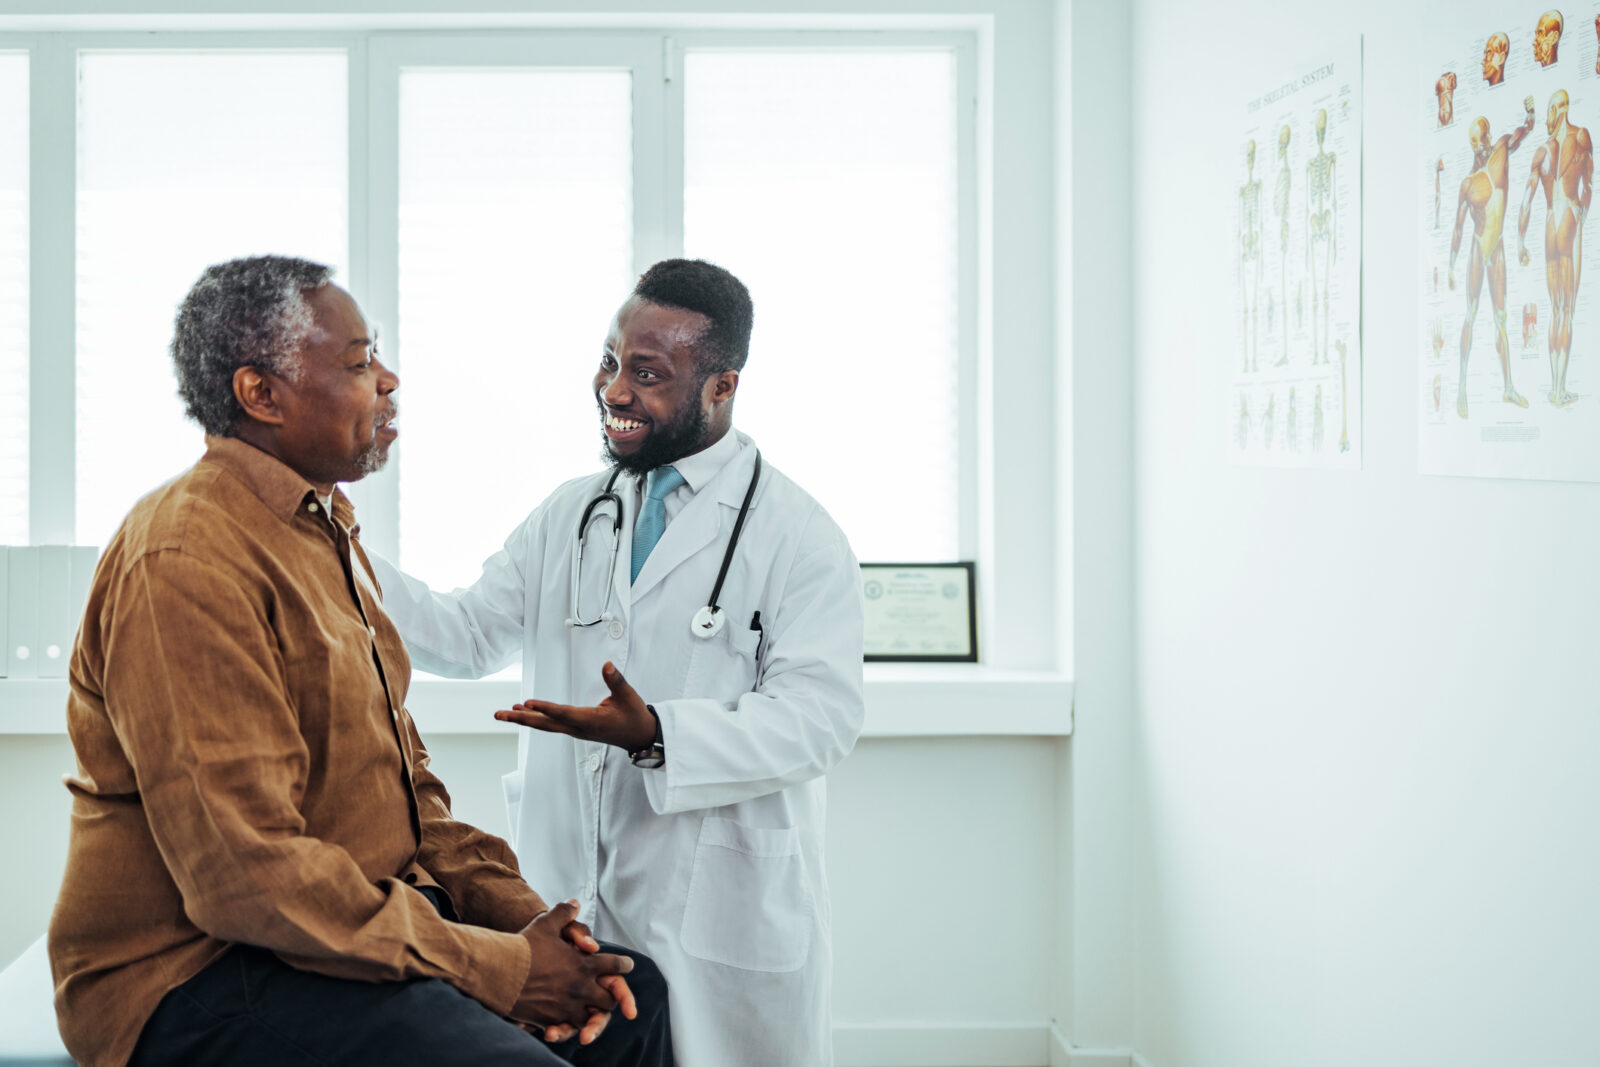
top-left (512, 900), bottom-right (637, 1045)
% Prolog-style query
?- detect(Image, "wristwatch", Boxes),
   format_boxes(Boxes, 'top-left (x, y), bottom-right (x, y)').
top-left (629, 704), bottom-right (665, 768)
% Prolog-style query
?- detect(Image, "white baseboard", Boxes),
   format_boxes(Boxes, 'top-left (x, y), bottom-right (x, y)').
top-left (1047, 1024), bottom-right (1134, 1067)
top-left (833, 1022), bottom-right (1050, 1066)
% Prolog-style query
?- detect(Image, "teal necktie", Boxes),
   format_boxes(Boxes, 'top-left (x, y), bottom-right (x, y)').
top-left (631, 465), bottom-right (685, 583)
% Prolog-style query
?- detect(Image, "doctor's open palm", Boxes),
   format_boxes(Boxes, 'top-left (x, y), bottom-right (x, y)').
top-left (497, 661), bottom-right (657, 751)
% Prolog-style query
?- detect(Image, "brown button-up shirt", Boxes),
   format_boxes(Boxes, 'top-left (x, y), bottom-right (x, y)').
top-left (48, 436), bottom-right (545, 1067)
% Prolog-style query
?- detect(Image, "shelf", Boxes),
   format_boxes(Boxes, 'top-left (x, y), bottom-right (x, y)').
top-left (0, 668), bottom-right (1074, 738)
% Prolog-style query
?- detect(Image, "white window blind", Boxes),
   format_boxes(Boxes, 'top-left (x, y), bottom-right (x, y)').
top-left (0, 54), bottom-right (27, 545)
top-left (396, 68), bottom-right (633, 591)
top-left (684, 49), bottom-right (962, 562)
top-left (75, 51), bottom-right (347, 547)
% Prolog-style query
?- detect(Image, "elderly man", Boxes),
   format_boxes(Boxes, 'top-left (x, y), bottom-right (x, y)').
top-left (47, 255), bottom-right (671, 1067)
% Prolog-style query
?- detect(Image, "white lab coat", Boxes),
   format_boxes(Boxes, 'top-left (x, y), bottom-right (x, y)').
top-left (370, 432), bottom-right (865, 1066)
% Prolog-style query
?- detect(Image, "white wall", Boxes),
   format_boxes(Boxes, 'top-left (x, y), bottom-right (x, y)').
top-left (1055, 0), bottom-right (1137, 1054)
top-left (1129, 1), bottom-right (1600, 1064)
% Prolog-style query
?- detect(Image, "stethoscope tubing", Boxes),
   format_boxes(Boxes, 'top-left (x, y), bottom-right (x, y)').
top-left (567, 450), bottom-right (762, 633)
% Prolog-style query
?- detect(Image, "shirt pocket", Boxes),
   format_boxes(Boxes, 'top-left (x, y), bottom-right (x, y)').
top-left (679, 816), bottom-right (813, 973)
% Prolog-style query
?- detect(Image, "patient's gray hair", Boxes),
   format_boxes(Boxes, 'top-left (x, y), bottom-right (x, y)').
top-left (171, 255), bottom-right (333, 437)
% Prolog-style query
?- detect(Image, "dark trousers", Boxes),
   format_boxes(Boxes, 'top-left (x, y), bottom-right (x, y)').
top-left (128, 891), bottom-right (672, 1066)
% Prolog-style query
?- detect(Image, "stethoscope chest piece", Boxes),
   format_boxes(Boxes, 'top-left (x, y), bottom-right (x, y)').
top-left (691, 606), bottom-right (726, 639)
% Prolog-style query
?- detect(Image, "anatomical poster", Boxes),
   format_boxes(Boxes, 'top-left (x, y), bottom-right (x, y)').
top-left (1231, 41), bottom-right (1363, 468)
top-left (1422, 9), bottom-right (1600, 481)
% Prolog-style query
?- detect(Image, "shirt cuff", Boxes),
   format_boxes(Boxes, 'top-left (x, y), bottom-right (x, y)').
top-left (451, 924), bottom-right (532, 1018)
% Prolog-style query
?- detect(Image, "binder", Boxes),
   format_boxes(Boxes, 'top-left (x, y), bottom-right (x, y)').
top-left (37, 546), bottom-right (71, 679)
top-left (69, 546), bottom-right (100, 650)
top-left (6, 546), bottom-right (39, 679)
top-left (0, 548), bottom-right (8, 679)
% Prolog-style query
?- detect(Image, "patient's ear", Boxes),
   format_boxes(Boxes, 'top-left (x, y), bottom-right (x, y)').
top-left (233, 365), bottom-right (286, 427)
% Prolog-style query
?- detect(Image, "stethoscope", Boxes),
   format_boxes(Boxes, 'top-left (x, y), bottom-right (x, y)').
top-left (565, 451), bottom-right (762, 640)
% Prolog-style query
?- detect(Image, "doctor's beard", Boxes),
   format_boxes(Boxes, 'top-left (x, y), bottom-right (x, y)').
top-left (600, 390), bottom-right (711, 475)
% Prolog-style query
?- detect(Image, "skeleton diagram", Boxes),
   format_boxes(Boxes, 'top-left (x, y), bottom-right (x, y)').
top-left (1437, 72), bottom-right (1458, 128)
top-left (1274, 124), bottom-right (1292, 366)
top-left (1239, 141), bottom-right (1264, 372)
top-left (1450, 99), bottom-right (1537, 417)
top-left (1312, 385), bottom-right (1325, 451)
top-left (1306, 110), bottom-right (1336, 365)
top-left (1286, 386), bottom-right (1299, 452)
top-left (1518, 88), bottom-right (1591, 406)
top-left (1335, 339), bottom-right (1350, 452)
top-left (1534, 10), bottom-right (1563, 67)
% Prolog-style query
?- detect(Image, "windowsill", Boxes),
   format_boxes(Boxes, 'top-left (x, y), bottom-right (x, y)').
top-left (0, 666), bottom-right (1073, 738)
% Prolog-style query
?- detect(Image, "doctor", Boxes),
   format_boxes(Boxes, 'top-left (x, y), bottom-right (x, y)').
top-left (372, 259), bottom-right (865, 1065)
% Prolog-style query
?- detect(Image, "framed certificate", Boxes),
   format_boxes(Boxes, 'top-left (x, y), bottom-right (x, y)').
top-left (860, 562), bottom-right (977, 663)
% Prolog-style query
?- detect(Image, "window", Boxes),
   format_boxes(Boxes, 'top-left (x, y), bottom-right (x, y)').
top-left (683, 49), bottom-right (963, 562)
top-left (396, 67), bottom-right (633, 590)
top-left (6, 28), bottom-right (990, 662)
top-left (0, 53), bottom-right (25, 545)
top-left (75, 50), bottom-right (346, 547)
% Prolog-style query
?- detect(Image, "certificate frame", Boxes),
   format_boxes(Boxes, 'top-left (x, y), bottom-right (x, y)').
top-left (860, 562), bottom-right (978, 663)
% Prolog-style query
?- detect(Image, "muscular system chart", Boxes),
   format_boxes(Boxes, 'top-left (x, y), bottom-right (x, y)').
top-left (1421, 7), bottom-right (1600, 481)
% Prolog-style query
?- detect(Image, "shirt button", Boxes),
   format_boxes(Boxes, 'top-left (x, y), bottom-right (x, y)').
top-left (586, 753), bottom-right (602, 773)
top-left (306, 501), bottom-right (319, 513)
top-left (368, 626), bottom-right (377, 638)
top-left (404, 872), bottom-right (418, 884)
top-left (582, 881), bottom-right (595, 901)
top-left (608, 619), bottom-right (624, 639)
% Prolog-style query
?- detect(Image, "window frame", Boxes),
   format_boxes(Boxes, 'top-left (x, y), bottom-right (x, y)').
top-left (1, 20), bottom-right (1060, 687)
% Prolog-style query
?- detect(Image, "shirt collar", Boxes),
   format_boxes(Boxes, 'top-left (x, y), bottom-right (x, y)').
top-left (201, 434), bottom-right (357, 529)
top-left (662, 427), bottom-right (742, 496)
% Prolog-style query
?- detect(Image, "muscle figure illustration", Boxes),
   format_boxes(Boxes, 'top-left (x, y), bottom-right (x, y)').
top-left (1519, 88), bottom-right (1591, 406)
top-left (1312, 385), bottom-right (1325, 451)
top-left (1239, 140), bottom-right (1264, 372)
top-left (1237, 394), bottom-right (1251, 450)
top-left (1274, 124), bottom-right (1292, 365)
top-left (1483, 33), bottom-right (1510, 86)
top-left (1286, 386), bottom-right (1299, 452)
top-left (1534, 10), bottom-right (1563, 67)
top-left (1595, 15), bottom-right (1600, 74)
top-left (1437, 72), bottom-right (1458, 127)
top-left (1523, 301), bottom-right (1540, 350)
top-left (1263, 391), bottom-right (1276, 450)
top-left (1433, 374), bottom-right (1444, 412)
top-left (1436, 157), bottom-right (1446, 228)
top-left (1306, 109), bottom-right (1337, 364)
top-left (1450, 99), bottom-right (1537, 417)
top-left (1432, 317), bottom-right (1445, 359)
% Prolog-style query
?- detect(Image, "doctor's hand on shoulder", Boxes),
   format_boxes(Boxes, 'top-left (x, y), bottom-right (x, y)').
top-left (495, 661), bottom-right (656, 752)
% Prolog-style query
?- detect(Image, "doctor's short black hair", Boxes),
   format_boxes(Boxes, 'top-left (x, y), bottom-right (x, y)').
top-left (632, 258), bottom-right (753, 376)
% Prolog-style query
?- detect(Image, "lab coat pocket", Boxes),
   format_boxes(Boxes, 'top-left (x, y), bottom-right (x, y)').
top-left (680, 816), bottom-right (813, 973)
top-left (683, 620), bottom-right (761, 697)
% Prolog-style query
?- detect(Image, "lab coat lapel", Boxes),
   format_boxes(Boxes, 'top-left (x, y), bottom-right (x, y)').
top-left (627, 489), bottom-right (720, 601)
top-left (628, 443), bottom-right (762, 602)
